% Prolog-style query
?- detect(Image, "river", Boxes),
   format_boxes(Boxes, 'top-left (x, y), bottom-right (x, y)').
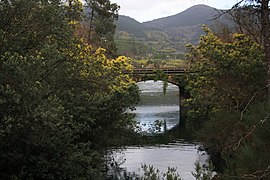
top-left (108, 80), bottom-right (209, 179)
top-left (135, 80), bottom-right (180, 132)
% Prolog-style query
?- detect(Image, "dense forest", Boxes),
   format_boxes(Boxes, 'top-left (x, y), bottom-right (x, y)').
top-left (183, 0), bottom-right (270, 179)
top-left (0, 0), bottom-right (140, 179)
top-left (1, 0), bottom-right (270, 179)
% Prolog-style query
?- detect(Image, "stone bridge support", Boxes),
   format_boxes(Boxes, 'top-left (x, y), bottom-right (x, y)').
top-left (179, 85), bottom-right (189, 128)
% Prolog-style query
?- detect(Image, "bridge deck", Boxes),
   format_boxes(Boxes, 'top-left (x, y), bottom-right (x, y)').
top-left (130, 68), bottom-right (188, 74)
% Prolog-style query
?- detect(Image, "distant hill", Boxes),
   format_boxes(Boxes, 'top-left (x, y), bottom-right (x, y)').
top-left (115, 15), bottom-right (154, 38)
top-left (144, 4), bottom-right (222, 28)
top-left (114, 4), bottom-right (233, 58)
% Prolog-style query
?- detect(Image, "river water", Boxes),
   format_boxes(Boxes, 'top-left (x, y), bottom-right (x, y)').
top-left (109, 81), bottom-right (209, 179)
top-left (135, 80), bottom-right (180, 132)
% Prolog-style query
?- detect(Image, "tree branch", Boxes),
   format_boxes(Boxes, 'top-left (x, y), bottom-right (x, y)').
top-left (234, 113), bottom-right (269, 151)
top-left (233, 83), bottom-right (270, 150)
top-left (241, 83), bottom-right (270, 121)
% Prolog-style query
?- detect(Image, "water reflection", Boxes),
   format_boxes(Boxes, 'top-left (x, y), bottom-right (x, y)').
top-left (135, 80), bottom-right (179, 131)
top-left (111, 140), bottom-right (208, 179)
top-left (107, 81), bottom-right (209, 179)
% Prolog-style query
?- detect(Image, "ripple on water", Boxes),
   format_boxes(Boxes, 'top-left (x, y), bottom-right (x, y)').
top-left (110, 141), bottom-right (209, 180)
top-left (111, 81), bottom-right (209, 179)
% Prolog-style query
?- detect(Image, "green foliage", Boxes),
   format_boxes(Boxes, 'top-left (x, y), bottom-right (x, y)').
top-left (0, 0), bottom-right (139, 179)
top-left (85, 0), bottom-right (120, 56)
top-left (131, 59), bottom-right (188, 69)
top-left (111, 163), bottom-right (215, 180)
top-left (0, 0), bottom-right (74, 55)
top-left (113, 164), bottom-right (182, 180)
top-left (184, 27), bottom-right (270, 178)
top-left (185, 27), bottom-right (267, 129)
top-left (140, 164), bottom-right (182, 180)
top-left (115, 39), bottom-right (153, 58)
top-left (199, 110), bottom-right (245, 164)
top-left (144, 120), bottom-right (165, 134)
top-left (221, 102), bottom-right (270, 179)
top-left (192, 161), bottom-right (215, 180)
top-left (199, 101), bottom-right (270, 179)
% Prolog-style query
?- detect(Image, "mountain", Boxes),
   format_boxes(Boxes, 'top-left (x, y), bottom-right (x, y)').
top-left (115, 15), bottom-right (153, 38)
top-left (114, 4), bottom-right (233, 58)
top-left (144, 4), bottom-right (222, 28)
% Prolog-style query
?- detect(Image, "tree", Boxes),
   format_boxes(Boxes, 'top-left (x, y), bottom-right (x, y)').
top-left (185, 27), bottom-right (267, 129)
top-left (83, 0), bottom-right (120, 56)
top-left (0, 0), bottom-right (139, 178)
top-left (185, 28), bottom-right (269, 176)
top-left (65, 0), bottom-right (84, 23)
top-left (229, 5), bottom-right (262, 44)
top-left (231, 0), bottom-right (270, 96)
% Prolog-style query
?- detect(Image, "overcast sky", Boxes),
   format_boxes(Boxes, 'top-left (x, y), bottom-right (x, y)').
top-left (110, 0), bottom-right (239, 22)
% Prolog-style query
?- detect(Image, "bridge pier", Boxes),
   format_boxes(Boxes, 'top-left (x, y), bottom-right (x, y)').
top-left (179, 86), bottom-right (188, 128)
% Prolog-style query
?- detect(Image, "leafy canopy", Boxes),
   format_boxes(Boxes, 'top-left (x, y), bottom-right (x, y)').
top-left (186, 27), bottom-right (266, 111)
top-left (0, 0), bottom-right (139, 179)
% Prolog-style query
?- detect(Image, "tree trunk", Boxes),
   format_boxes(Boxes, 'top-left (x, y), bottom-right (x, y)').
top-left (88, 10), bottom-right (94, 43)
top-left (261, 0), bottom-right (270, 97)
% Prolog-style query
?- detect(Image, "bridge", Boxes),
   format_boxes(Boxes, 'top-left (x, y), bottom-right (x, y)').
top-left (127, 68), bottom-right (190, 128)
top-left (131, 68), bottom-right (189, 75)
top-left (128, 68), bottom-right (190, 86)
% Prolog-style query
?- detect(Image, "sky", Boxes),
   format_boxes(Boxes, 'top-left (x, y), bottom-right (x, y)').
top-left (110, 0), bottom-right (240, 22)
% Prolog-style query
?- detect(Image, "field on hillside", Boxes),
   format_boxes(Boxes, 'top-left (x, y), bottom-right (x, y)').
top-left (131, 59), bottom-right (190, 69)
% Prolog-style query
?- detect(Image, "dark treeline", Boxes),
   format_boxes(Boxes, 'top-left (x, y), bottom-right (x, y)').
top-left (0, 0), bottom-right (140, 179)
top-left (181, 1), bottom-right (270, 179)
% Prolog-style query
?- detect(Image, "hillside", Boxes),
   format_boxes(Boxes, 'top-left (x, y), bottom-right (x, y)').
top-left (114, 4), bottom-right (233, 58)
top-left (115, 15), bottom-right (153, 38)
top-left (144, 4), bottom-right (222, 28)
